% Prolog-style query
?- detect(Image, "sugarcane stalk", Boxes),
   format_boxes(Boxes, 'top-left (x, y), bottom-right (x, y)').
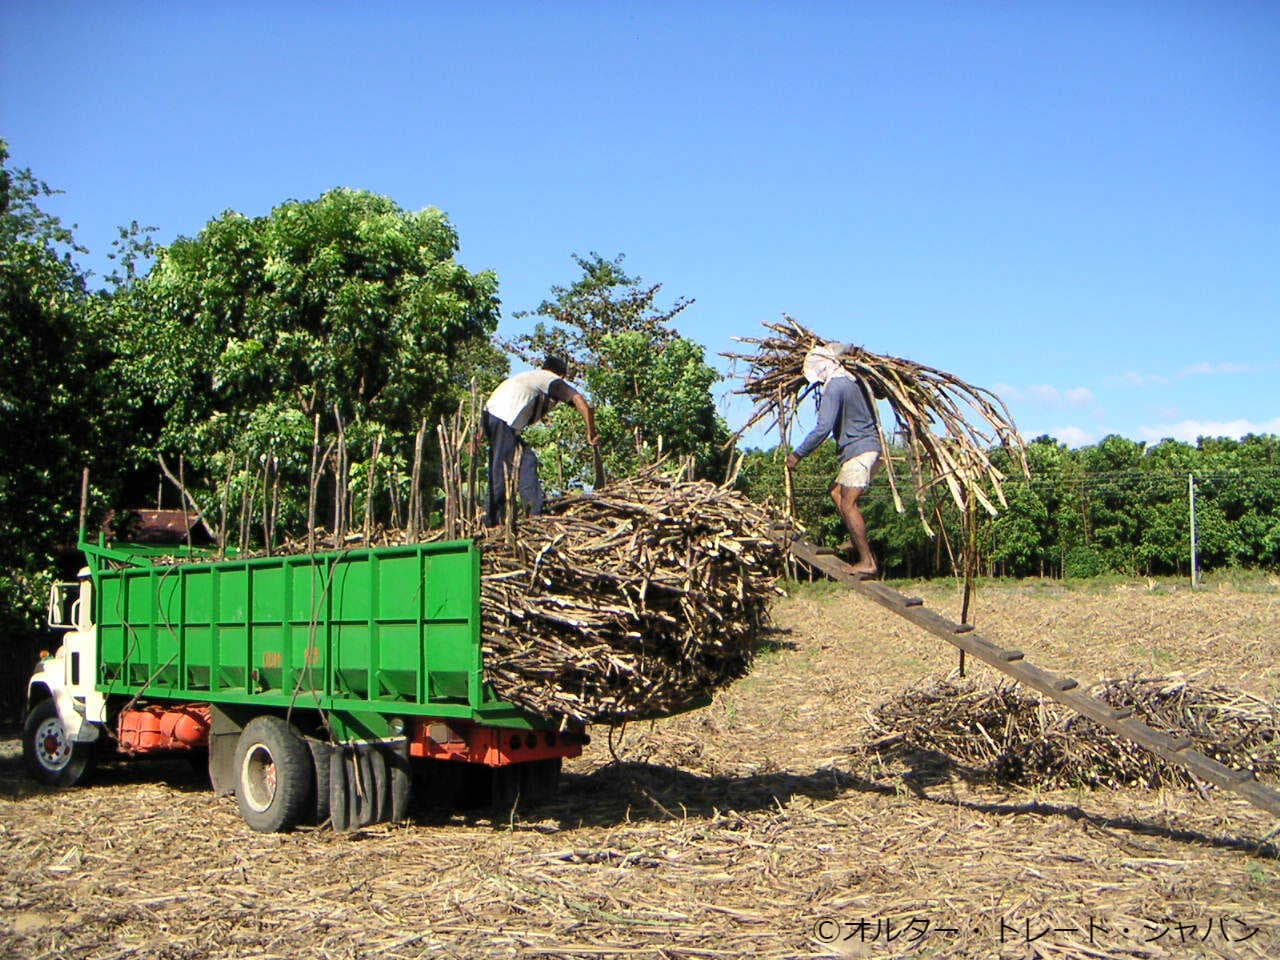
top-left (725, 316), bottom-right (1029, 529)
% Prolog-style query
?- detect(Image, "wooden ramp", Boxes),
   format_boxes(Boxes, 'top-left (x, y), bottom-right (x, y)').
top-left (780, 534), bottom-right (1280, 818)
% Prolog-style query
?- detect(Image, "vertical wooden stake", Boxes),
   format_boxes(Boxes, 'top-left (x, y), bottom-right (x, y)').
top-left (466, 380), bottom-right (481, 529)
top-left (365, 433), bottom-right (382, 546)
top-left (307, 413), bottom-right (321, 554)
top-left (238, 454), bottom-right (252, 553)
top-left (270, 457), bottom-right (280, 552)
top-left (78, 467), bottom-right (90, 543)
top-left (777, 390), bottom-right (795, 521)
top-left (958, 492), bottom-right (978, 678)
top-left (179, 454), bottom-right (192, 552)
top-left (217, 458), bottom-right (232, 558)
top-left (332, 405), bottom-right (347, 545)
top-left (1189, 472), bottom-right (1198, 588)
top-left (260, 458), bottom-right (272, 557)
top-left (408, 418), bottom-right (426, 542)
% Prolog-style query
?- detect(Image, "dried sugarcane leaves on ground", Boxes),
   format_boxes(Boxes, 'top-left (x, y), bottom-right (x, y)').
top-left (4, 579), bottom-right (1279, 959)
top-left (868, 674), bottom-right (1280, 790)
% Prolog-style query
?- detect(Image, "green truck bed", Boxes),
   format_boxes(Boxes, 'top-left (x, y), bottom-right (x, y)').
top-left (86, 538), bottom-right (540, 737)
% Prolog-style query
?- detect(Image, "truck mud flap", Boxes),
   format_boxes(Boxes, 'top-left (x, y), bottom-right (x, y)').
top-left (314, 739), bottom-right (410, 832)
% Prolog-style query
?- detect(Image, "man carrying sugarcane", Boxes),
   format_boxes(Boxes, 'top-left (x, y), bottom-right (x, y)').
top-left (483, 355), bottom-right (600, 526)
top-left (786, 342), bottom-right (882, 579)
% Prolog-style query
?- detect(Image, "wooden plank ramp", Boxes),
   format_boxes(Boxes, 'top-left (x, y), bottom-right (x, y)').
top-left (780, 534), bottom-right (1280, 818)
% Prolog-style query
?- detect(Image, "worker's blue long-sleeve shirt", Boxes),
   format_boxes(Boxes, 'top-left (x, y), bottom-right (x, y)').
top-left (792, 376), bottom-right (881, 463)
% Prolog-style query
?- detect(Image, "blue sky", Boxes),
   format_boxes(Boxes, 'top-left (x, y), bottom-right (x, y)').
top-left (3, 1), bottom-right (1276, 448)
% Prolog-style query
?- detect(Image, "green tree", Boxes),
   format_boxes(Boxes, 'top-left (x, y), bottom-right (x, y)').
top-left (511, 254), bottom-right (728, 487)
top-left (0, 141), bottom-right (109, 712)
top-left (107, 188), bottom-right (500, 541)
top-left (1081, 435), bottom-right (1146, 574)
top-left (504, 252), bottom-right (688, 368)
top-left (988, 479), bottom-right (1049, 576)
top-left (1136, 439), bottom-right (1195, 575)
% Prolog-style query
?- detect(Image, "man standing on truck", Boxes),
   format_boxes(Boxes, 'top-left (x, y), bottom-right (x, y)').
top-left (483, 355), bottom-right (599, 526)
top-left (786, 342), bottom-right (882, 579)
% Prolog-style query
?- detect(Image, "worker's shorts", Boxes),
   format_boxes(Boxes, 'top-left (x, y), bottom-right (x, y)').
top-left (835, 451), bottom-right (880, 489)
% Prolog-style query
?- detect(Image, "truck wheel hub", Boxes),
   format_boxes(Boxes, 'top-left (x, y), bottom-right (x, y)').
top-left (36, 717), bottom-right (72, 771)
top-left (240, 743), bottom-right (277, 812)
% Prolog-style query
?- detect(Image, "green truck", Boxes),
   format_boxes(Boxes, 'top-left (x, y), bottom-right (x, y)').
top-left (24, 536), bottom-right (585, 832)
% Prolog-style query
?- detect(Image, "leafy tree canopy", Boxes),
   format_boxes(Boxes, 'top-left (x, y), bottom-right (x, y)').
top-left (0, 140), bottom-right (95, 568)
top-left (0, 141), bottom-right (104, 670)
top-left (509, 254), bottom-right (728, 486)
top-left (107, 188), bottom-right (502, 537)
top-left (503, 252), bottom-right (688, 368)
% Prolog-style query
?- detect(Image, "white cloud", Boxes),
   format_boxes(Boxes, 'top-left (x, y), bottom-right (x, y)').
top-left (1054, 425), bottom-right (1095, 448)
top-left (1137, 417), bottom-right (1280, 443)
top-left (1180, 361), bottom-right (1254, 377)
top-left (1064, 387), bottom-right (1095, 406)
top-left (1022, 384), bottom-right (1095, 407)
top-left (992, 383), bottom-right (1020, 401)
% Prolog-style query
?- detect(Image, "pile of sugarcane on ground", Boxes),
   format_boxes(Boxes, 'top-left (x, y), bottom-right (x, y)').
top-left (476, 471), bottom-right (789, 725)
top-left (725, 316), bottom-right (1029, 528)
top-left (867, 675), bottom-right (1280, 789)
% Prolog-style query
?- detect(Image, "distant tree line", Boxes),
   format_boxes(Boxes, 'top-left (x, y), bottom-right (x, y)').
top-left (737, 433), bottom-right (1280, 578)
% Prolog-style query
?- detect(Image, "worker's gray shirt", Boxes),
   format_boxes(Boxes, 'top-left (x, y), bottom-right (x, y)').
top-left (793, 375), bottom-right (881, 463)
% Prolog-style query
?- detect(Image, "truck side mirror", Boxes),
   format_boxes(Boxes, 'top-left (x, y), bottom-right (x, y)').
top-left (47, 582), bottom-right (80, 630)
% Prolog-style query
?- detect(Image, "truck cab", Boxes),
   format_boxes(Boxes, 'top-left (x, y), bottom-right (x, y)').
top-left (24, 569), bottom-right (105, 785)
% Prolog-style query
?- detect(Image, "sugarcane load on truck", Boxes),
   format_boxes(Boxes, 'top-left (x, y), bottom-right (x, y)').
top-left (25, 461), bottom-right (786, 832)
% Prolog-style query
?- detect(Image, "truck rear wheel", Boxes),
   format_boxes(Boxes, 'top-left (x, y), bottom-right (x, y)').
top-left (233, 716), bottom-right (312, 833)
top-left (23, 699), bottom-right (95, 787)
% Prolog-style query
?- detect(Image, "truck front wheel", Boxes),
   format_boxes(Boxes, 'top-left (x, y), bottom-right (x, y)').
top-left (23, 699), bottom-right (96, 787)
top-left (233, 716), bottom-right (312, 833)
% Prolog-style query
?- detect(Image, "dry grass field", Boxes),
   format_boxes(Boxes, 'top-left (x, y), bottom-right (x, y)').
top-left (2, 576), bottom-right (1278, 960)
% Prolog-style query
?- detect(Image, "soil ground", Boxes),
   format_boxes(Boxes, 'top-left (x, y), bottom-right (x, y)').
top-left (2, 576), bottom-right (1278, 960)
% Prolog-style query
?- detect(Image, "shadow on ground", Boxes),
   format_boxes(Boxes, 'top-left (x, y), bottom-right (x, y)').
top-left (4, 732), bottom-right (1273, 859)
top-left (0, 743), bottom-right (211, 801)
top-left (424, 757), bottom-right (1280, 859)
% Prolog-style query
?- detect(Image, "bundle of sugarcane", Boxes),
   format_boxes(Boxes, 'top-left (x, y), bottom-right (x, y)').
top-left (725, 316), bottom-right (1029, 528)
top-left (868, 675), bottom-right (1280, 790)
top-left (476, 469), bottom-right (789, 725)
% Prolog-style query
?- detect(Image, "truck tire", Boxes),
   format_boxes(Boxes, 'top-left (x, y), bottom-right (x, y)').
top-left (329, 746), bottom-right (350, 832)
top-left (367, 746), bottom-right (389, 826)
top-left (233, 716), bottom-right (312, 833)
top-left (307, 739), bottom-right (332, 827)
top-left (353, 746), bottom-right (379, 827)
top-left (388, 746), bottom-right (411, 823)
top-left (23, 699), bottom-right (96, 787)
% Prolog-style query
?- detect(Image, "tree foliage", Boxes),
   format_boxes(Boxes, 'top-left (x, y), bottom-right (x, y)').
top-left (510, 254), bottom-right (729, 487)
top-left (0, 145), bottom-right (99, 569)
top-left (738, 433), bottom-right (1280, 578)
top-left (0, 142), bottom-right (116, 706)
top-left (106, 188), bottom-right (501, 537)
top-left (503, 252), bottom-right (689, 368)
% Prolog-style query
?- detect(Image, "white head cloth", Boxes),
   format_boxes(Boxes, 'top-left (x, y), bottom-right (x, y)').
top-left (802, 341), bottom-right (852, 385)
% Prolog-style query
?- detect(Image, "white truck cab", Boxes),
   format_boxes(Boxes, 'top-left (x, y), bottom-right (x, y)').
top-left (24, 568), bottom-right (105, 785)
